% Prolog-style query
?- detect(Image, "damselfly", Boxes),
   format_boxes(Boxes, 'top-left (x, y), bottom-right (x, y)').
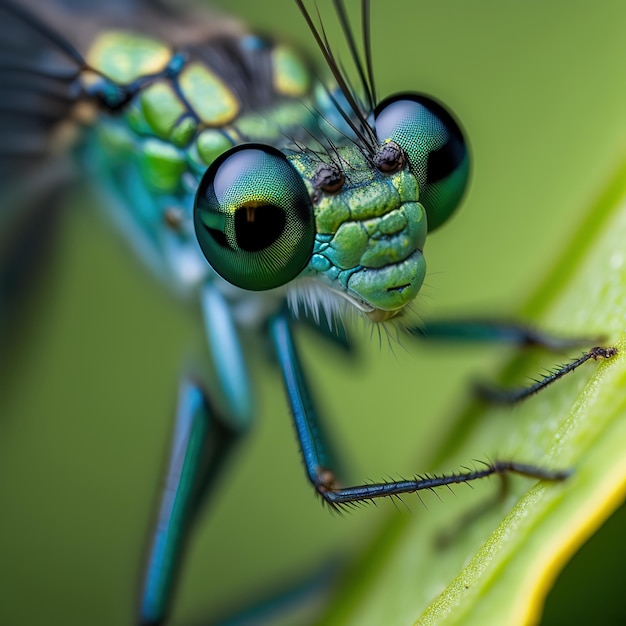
top-left (1, 1), bottom-right (624, 625)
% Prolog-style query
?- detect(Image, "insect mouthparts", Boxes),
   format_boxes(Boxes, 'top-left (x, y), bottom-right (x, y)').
top-left (387, 282), bottom-right (411, 293)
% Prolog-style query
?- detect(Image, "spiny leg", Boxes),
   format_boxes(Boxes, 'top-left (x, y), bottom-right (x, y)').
top-left (476, 346), bottom-right (618, 404)
top-left (407, 320), bottom-right (617, 541)
top-left (408, 319), bottom-right (617, 405)
top-left (269, 309), bottom-right (568, 510)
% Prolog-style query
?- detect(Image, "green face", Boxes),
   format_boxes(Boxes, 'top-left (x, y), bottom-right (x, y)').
top-left (288, 145), bottom-right (428, 320)
top-left (193, 93), bottom-right (469, 321)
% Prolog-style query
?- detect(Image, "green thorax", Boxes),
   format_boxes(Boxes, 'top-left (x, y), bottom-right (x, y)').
top-left (84, 29), bottom-right (317, 192)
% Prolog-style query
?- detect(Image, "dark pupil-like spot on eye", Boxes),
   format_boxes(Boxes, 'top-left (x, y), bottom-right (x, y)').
top-left (234, 204), bottom-right (286, 252)
top-left (314, 163), bottom-right (344, 194)
top-left (427, 137), bottom-right (465, 184)
top-left (374, 141), bottom-right (405, 174)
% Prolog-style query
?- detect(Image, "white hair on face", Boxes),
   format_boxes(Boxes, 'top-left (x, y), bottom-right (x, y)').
top-left (286, 279), bottom-right (355, 329)
top-left (286, 279), bottom-right (423, 353)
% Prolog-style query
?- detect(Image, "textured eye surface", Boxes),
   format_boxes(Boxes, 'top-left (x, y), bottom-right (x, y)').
top-left (194, 144), bottom-right (314, 290)
top-left (374, 93), bottom-right (470, 231)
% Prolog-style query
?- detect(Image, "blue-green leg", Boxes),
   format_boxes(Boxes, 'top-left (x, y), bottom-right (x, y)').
top-left (475, 345), bottom-right (617, 404)
top-left (200, 284), bottom-right (253, 428)
top-left (269, 309), bottom-right (569, 509)
top-left (209, 560), bottom-right (338, 626)
top-left (409, 319), bottom-right (602, 350)
top-left (140, 284), bottom-right (253, 625)
top-left (139, 378), bottom-right (242, 626)
top-left (410, 319), bottom-right (617, 404)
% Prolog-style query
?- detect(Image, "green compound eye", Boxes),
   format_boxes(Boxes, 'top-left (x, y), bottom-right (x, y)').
top-left (194, 144), bottom-right (315, 291)
top-left (374, 93), bottom-right (470, 232)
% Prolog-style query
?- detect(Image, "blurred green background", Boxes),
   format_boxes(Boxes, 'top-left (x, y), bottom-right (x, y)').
top-left (1, 1), bottom-right (625, 625)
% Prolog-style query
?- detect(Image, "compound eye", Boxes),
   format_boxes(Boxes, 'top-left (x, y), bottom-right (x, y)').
top-left (193, 144), bottom-right (314, 291)
top-left (374, 93), bottom-right (470, 231)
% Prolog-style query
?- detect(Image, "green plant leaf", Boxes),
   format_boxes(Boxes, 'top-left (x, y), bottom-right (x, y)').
top-left (320, 160), bottom-right (626, 625)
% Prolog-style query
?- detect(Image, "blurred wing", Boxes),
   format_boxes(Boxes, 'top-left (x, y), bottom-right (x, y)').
top-left (0, 0), bottom-right (242, 337)
top-left (0, 0), bottom-right (82, 335)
